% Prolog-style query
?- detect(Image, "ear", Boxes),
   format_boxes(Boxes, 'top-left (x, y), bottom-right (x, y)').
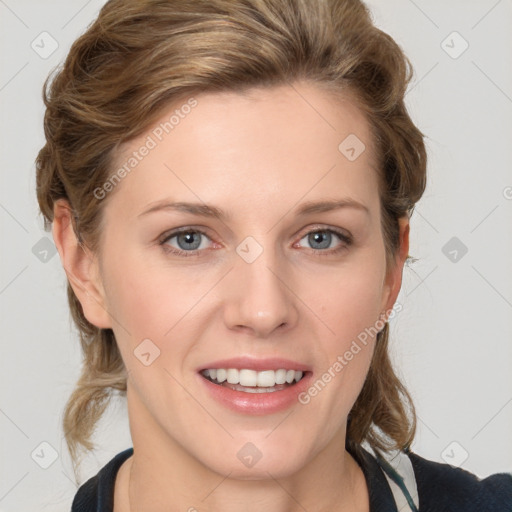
top-left (379, 216), bottom-right (409, 320)
top-left (52, 199), bottom-right (113, 329)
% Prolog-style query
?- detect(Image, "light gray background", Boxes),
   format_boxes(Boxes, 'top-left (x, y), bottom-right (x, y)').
top-left (1, 0), bottom-right (511, 510)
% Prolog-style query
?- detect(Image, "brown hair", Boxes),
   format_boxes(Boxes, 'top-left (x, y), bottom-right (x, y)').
top-left (35, 0), bottom-right (426, 479)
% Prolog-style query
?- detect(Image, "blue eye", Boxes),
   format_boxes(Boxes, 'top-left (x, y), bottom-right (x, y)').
top-left (160, 228), bottom-right (212, 257)
top-left (159, 226), bottom-right (352, 258)
top-left (296, 229), bottom-right (352, 255)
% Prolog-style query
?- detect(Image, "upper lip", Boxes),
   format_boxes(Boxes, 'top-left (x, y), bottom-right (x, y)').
top-left (197, 357), bottom-right (312, 373)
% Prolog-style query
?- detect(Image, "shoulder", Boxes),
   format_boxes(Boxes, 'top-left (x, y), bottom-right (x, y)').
top-left (71, 448), bottom-right (134, 512)
top-left (407, 451), bottom-right (512, 511)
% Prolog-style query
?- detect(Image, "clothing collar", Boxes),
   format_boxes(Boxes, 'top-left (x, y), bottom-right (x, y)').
top-left (347, 442), bottom-right (399, 512)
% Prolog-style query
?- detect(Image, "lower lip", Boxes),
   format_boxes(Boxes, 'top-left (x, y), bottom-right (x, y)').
top-left (198, 372), bottom-right (313, 415)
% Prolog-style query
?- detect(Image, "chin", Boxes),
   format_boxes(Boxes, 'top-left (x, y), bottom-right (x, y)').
top-left (199, 442), bottom-right (311, 481)
top-left (210, 461), bottom-right (304, 481)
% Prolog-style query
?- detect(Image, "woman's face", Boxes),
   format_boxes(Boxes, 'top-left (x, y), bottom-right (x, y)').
top-left (83, 81), bottom-right (407, 478)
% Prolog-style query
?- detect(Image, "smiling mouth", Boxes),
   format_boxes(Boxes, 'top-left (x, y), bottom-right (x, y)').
top-left (200, 368), bottom-right (307, 393)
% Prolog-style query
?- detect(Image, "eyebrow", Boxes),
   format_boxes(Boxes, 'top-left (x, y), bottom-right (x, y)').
top-left (137, 197), bottom-right (369, 221)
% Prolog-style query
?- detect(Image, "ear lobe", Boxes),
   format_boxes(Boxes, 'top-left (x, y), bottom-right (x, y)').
top-left (380, 217), bottom-right (410, 320)
top-left (52, 199), bottom-right (113, 329)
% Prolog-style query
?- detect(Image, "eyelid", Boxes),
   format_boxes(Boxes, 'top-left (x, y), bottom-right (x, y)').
top-left (158, 224), bottom-right (352, 243)
top-left (296, 224), bottom-right (353, 244)
top-left (158, 225), bottom-right (213, 243)
top-left (158, 224), bottom-right (353, 257)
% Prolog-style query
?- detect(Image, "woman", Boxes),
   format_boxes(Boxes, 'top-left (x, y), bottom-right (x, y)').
top-left (35, 0), bottom-right (512, 510)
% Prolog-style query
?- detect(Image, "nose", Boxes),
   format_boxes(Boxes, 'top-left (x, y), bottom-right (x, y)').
top-left (222, 245), bottom-right (299, 338)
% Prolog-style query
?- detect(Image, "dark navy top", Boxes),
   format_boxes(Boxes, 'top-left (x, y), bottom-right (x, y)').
top-left (71, 444), bottom-right (512, 511)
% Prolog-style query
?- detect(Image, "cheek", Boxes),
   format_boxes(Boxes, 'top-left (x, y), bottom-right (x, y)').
top-left (102, 247), bottom-right (205, 339)
top-left (299, 252), bottom-right (386, 404)
top-left (299, 277), bottom-right (382, 442)
top-left (309, 255), bottom-right (386, 346)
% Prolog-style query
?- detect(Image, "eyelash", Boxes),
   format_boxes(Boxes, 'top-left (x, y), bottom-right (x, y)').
top-left (158, 226), bottom-right (353, 258)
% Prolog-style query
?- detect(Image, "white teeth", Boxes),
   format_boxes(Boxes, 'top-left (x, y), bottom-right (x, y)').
top-left (201, 368), bottom-right (305, 387)
top-left (257, 370), bottom-right (275, 387)
top-left (226, 368), bottom-right (239, 384)
top-left (275, 369), bottom-right (287, 385)
top-left (239, 369), bottom-right (257, 387)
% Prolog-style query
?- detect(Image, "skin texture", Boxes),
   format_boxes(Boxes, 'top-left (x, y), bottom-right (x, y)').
top-left (53, 81), bottom-right (409, 512)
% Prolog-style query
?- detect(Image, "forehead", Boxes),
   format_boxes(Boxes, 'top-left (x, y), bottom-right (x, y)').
top-left (107, 81), bottom-right (379, 221)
